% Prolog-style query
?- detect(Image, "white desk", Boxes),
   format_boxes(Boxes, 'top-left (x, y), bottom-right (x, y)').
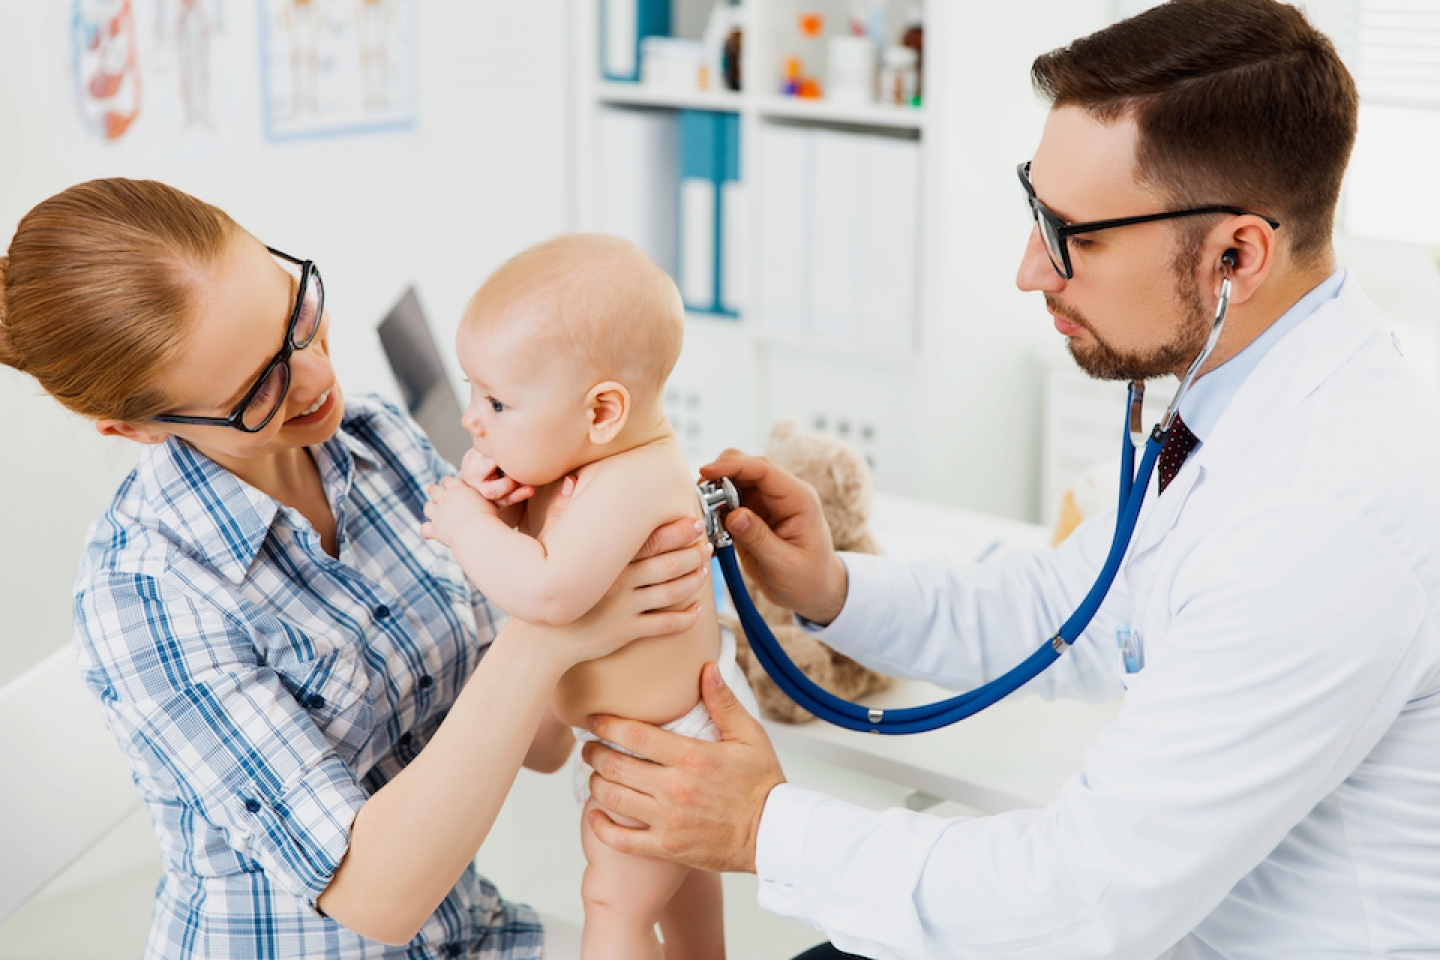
top-left (758, 493), bottom-right (1122, 814)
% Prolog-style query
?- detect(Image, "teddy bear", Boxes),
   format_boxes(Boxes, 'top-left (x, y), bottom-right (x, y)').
top-left (720, 420), bottom-right (895, 724)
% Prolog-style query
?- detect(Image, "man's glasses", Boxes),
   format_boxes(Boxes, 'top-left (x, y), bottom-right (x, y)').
top-left (153, 247), bottom-right (324, 433)
top-left (1018, 162), bottom-right (1280, 280)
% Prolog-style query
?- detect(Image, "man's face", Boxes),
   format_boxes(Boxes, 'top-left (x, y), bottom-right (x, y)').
top-left (1016, 106), bottom-right (1210, 381)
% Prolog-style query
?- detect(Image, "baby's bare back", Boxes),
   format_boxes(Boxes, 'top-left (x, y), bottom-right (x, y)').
top-left (542, 438), bottom-right (721, 728)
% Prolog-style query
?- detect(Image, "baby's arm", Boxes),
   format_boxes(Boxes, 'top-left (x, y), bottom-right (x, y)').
top-left (423, 452), bottom-right (681, 626)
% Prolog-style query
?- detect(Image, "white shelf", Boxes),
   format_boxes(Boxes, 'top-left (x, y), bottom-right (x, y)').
top-left (592, 83), bottom-right (926, 132)
top-left (756, 95), bottom-right (926, 132)
top-left (755, 327), bottom-right (919, 368)
top-left (595, 81), bottom-right (744, 113)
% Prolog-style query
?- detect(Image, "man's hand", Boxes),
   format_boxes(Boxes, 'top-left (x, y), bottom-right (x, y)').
top-left (458, 449), bottom-right (534, 510)
top-left (420, 475), bottom-right (499, 549)
top-left (582, 662), bottom-right (787, 874)
top-left (700, 450), bottom-right (849, 626)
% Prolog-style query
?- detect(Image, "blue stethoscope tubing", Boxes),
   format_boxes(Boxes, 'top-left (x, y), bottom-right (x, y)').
top-left (712, 397), bottom-right (1161, 735)
top-left (705, 266), bottom-right (1235, 735)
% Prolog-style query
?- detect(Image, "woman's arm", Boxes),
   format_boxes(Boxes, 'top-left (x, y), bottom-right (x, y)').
top-left (316, 518), bottom-right (711, 945)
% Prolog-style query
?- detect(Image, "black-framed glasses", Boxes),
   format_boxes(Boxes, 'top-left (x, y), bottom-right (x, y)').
top-left (1018, 162), bottom-right (1280, 280)
top-left (153, 247), bottom-right (325, 433)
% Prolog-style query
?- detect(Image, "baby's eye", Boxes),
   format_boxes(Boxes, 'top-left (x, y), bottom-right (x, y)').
top-left (488, 397), bottom-right (505, 413)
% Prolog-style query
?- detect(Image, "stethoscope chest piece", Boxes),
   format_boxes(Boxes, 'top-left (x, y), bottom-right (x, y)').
top-left (698, 477), bottom-right (740, 547)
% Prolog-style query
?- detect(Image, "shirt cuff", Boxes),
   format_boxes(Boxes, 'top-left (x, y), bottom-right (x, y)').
top-left (792, 553), bottom-right (894, 653)
top-left (238, 754), bottom-right (369, 911)
top-left (755, 783), bottom-right (832, 921)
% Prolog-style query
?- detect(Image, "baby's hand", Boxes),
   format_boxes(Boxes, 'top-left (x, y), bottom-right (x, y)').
top-left (459, 449), bottom-right (534, 510)
top-left (421, 476), bottom-right (499, 548)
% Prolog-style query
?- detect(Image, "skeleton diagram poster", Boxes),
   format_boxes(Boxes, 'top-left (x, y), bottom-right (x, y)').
top-left (257, 0), bottom-right (420, 142)
top-left (57, 0), bottom-right (241, 160)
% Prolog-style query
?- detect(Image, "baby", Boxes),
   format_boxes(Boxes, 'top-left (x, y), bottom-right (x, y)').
top-left (420, 234), bottom-right (752, 960)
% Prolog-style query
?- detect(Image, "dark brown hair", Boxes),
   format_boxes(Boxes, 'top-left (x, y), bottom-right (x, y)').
top-left (0, 178), bottom-right (239, 421)
top-left (1031, 0), bottom-right (1358, 265)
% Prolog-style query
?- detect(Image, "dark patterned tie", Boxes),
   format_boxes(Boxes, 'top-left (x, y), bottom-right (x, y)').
top-left (1157, 413), bottom-right (1200, 494)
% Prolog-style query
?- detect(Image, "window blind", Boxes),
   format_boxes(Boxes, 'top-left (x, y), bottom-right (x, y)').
top-left (1356, 0), bottom-right (1440, 108)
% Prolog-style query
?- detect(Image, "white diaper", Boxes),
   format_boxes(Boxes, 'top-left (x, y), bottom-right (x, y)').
top-left (572, 625), bottom-right (758, 803)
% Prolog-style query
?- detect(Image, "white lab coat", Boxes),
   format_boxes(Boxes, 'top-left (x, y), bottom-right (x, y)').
top-left (754, 278), bottom-right (1440, 959)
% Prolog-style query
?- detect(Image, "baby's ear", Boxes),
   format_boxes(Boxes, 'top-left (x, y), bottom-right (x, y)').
top-left (586, 381), bottom-right (631, 445)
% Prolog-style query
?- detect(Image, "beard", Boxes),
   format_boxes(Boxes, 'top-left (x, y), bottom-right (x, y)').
top-left (1051, 254), bottom-right (1212, 381)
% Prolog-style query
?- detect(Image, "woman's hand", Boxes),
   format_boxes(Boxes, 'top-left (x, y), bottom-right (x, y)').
top-left (458, 449), bottom-right (534, 510)
top-left (515, 517), bottom-right (714, 672)
top-left (700, 450), bottom-right (848, 626)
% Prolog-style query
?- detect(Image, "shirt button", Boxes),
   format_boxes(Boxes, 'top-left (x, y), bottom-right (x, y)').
top-left (243, 798), bottom-right (261, 814)
top-left (305, 694), bottom-right (326, 710)
top-left (374, 605), bottom-right (391, 620)
top-left (398, 732), bottom-right (413, 749)
top-left (445, 946), bottom-right (461, 958)
top-left (418, 675), bottom-right (434, 690)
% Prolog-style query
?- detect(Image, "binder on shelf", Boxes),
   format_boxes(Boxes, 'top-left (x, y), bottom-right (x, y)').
top-left (756, 127), bottom-right (920, 352)
top-left (718, 112), bottom-right (745, 316)
top-left (755, 125), bottom-right (811, 336)
top-left (600, 0), bottom-right (671, 83)
top-left (596, 106), bottom-right (680, 278)
top-left (677, 110), bottom-right (741, 317)
top-left (858, 136), bottom-right (921, 352)
top-left (810, 129), bottom-right (865, 345)
top-left (679, 110), bottom-right (719, 312)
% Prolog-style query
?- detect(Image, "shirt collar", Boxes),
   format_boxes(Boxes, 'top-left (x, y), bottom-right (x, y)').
top-left (1178, 267), bottom-right (1347, 441)
top-left (138, 412), bottom-right (380, 584)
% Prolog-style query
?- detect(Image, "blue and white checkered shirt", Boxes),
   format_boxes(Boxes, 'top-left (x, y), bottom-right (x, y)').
top-left (74, 394), bottom-right (543, 960)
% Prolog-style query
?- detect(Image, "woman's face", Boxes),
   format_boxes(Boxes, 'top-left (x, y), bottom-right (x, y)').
top-left (149, 232), bottom-right (345, 466)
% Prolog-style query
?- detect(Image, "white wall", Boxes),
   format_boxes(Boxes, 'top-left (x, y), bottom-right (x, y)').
top-left (0, 1), bottom-right (573, 686)
top-left (914, 0), bottom-right (1113, 518)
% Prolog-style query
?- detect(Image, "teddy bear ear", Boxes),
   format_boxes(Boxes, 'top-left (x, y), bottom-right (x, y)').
top-left (766, 420), bottom-right (800, 451)
top-left (771, 419), bottom-right (800, 442)
top-left (829, 449), bottom-right (872, 510)
top-left (766, 419), bottom-right (801, 459)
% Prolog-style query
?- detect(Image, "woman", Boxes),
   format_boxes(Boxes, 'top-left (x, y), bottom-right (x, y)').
top-left (0, 179), bottom-right (710, 959)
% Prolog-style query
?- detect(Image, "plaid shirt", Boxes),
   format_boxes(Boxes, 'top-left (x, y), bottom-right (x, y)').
top-left (74, 394), bottom-right (543, 960)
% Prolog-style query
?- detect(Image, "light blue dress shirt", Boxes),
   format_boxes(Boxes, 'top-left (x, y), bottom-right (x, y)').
top-left (1178, 267), bottom-right (1346, 444)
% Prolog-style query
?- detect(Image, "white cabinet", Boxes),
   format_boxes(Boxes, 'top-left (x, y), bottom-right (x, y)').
top-left (572, 0), bottom-right (1119, 519)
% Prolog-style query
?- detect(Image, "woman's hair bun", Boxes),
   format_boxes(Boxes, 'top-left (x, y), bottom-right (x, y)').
top-left (0, 255), bottom-right (22, 373)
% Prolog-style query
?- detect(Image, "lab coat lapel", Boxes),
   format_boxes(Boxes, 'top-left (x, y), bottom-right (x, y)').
top-left (1193, 279), bottom-right (1384, 476)
top-left (1124, 277), bottom-right (1384, 563)
top-left (1126, 448), bottom-right (1201, 563)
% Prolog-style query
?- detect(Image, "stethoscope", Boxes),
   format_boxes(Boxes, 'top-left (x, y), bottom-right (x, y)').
top-left (696, 254), bottom-right (1237, 734)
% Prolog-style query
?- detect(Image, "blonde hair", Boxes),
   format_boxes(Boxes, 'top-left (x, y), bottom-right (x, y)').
top-left (466, 234), bottom-right (684, 406)
top-left (0, 178), bottom-right (240, 421)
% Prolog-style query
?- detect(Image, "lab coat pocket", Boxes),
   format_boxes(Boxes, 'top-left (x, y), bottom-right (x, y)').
top-left (1115, 622), bottom-right (1146, 691)
top-left (274, 645), bottom-right (375, 760)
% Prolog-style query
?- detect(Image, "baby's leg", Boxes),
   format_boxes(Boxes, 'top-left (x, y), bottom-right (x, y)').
top-left (658, 867), bottom-right (725, 960)
top-left (580, 797), bottom-right (690, 960)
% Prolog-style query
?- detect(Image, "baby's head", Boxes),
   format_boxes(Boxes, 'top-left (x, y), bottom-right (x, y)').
top-left (456, 233), bottom-right (684, 488)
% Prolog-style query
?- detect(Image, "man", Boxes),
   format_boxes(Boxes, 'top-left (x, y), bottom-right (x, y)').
top-left (579, 1), bottom-right (1440, 957)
